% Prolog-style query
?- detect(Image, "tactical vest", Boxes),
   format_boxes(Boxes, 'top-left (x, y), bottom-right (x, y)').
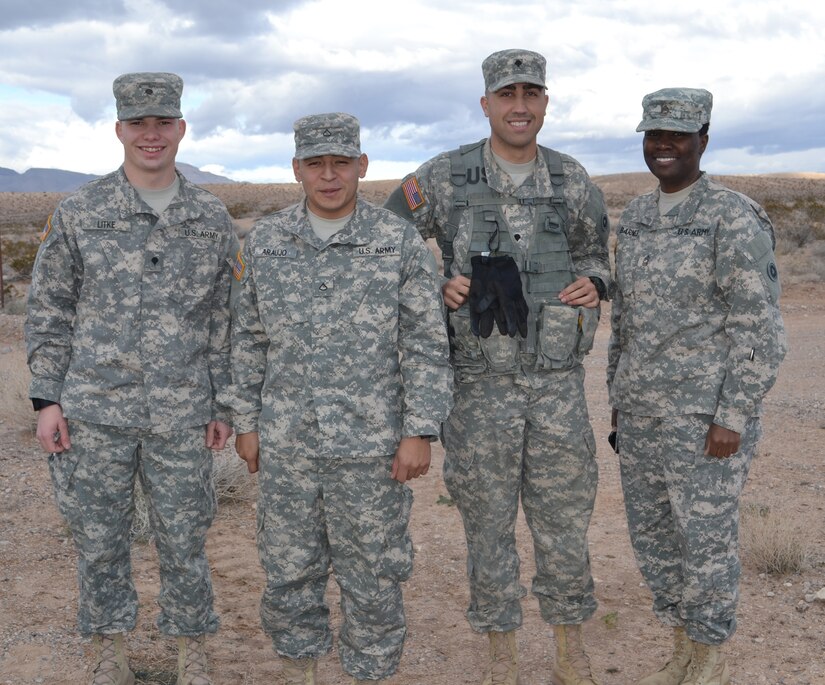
top-left (442, 140), bottom-right (588, 370)
top-left (444, 138), bottom-right (575, 292)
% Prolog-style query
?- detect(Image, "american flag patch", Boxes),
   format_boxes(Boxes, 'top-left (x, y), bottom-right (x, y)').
top-left (233, 250), bottom-right (246, 281)
top-left (40, 215), bottom-right (53, 241)
top-left (402, 176), bottom-right (425, 211)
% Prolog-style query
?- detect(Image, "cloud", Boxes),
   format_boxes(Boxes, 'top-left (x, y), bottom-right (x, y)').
top-left (1, 0), bottom-right (824, 179)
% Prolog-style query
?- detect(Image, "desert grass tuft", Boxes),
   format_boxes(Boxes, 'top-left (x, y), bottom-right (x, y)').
top-left (740, 502), bottom-right (811, 575)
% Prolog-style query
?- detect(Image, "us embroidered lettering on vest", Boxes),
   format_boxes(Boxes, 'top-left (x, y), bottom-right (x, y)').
top-left (619, 226), bottom-right (640, 237)
top-left (96, 220), bottom-right (118, 229)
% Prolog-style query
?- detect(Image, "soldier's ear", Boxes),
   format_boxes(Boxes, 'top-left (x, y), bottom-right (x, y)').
top-left (480, 95), bottom-right (489, 117)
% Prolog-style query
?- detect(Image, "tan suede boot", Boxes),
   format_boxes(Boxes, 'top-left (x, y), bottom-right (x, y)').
top-left (281, 656), bottom-right (317, 685)
top-left (551, 624), bottom-right (600, 685)
top-left (481, 630), bottom-right (520, 685)
top-left (89, 633), bottom-right (135, 685)
top-left (636, 627), bottom-right (693, 685)
top-left (680, 642), bottom-right (730, 685)
top-left (176, 635), bottom-right (211, 685)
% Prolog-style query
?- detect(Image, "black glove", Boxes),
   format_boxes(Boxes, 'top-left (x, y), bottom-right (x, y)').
top-left (469, 256), bottom-right (497, 338)
top-left (489, 256), bottom-right (529, 338)
top-left (608, 430), bottom-right (619, 454)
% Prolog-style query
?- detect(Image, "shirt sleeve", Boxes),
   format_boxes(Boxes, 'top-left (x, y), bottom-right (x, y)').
top-left (25, 207), bottom-right (81, 403)
top-left (713, 204), bottom-right (787, 433)
top-left (207, 213), bottom-right (240, 424)
top-left (397, 223), bottom-right (453, 437)
top-left (219, 238), bottom-right (268, 434)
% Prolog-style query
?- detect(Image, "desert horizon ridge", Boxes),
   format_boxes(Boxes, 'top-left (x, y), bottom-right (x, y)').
top-left (3, 170), bottom-right (825, 222)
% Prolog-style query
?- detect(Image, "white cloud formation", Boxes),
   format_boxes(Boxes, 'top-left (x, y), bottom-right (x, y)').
top-left (1, 0), bottom-right (824, 180)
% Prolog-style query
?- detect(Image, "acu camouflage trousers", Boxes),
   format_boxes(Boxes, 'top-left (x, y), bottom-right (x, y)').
top-left (47, 420), bottom-right (219, 637)
top-left (617, 412), bottom-right (760, 645)
top-left (442, 367), bottom-right (599, 632)
top-left (256, 419), bottom-right (414, 681)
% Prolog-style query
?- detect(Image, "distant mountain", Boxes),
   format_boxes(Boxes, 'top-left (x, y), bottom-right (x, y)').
top-left (0, 164), bottom-right (234, 192)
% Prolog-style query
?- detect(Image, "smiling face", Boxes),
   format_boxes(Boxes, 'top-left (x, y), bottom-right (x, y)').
top-left (643, 129), bottom-right (708, 193)
top-left (115, 116), bottom-right (186, 189)
top-left (481, 82), bottom-right (548, 163)
top-left (292, 154), bottom-right (368, 219)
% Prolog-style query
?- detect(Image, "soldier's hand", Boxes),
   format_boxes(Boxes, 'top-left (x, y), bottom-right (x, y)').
top-left (443, 275), bottom-right (471, 311)
top-left (559, 276), bottom-right (600, 308)
top-left (704, 423), bottom-right (740, 458)
top-left (391, 436), bottom-right (432, 483)
top-left (205, 420), bottom-right (233, 450)
top-left (234, 431), bottom-right (260, 473)
top-left (36, 404), bottom-right (71, 454)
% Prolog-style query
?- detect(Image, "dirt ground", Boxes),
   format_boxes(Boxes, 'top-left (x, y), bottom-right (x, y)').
top-left (1, 281), bottom-right (823, 685)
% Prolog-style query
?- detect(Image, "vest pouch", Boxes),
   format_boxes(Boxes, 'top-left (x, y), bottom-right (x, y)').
top-left (447, 308), bottom-right (487, 378)
top-left (478, 330), bottom-right (521, 372)
top-left (577, 305), bottom-right (599, 358)
top-left (537, 303), bottom-right (579, 370)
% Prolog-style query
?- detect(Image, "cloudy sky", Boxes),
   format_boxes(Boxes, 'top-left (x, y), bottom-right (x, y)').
top-left (1, 0), bottom-right (823, 183)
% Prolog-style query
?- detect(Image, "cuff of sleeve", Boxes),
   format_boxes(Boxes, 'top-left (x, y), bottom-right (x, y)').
top-left (713, 406), bottom-right (749, 435)
top-left (403, 416), bottom-right (441, 440)
top-left (31, 398), bottom-right (59, 411)
top-left (232, 413), bottom-right (260, 435)
top-left (28, 379), bottom-right (63, 405)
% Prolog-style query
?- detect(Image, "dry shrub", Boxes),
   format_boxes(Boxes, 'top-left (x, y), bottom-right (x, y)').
top-left (131, 448), bottom-right (255, 541)
top-left (740, 502), bottom-right (811, 575)
top-left (0, 349), bottom-right (36, 433)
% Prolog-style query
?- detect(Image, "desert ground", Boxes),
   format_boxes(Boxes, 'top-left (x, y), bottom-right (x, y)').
top-left (0, 173), bottom-right (823, 684)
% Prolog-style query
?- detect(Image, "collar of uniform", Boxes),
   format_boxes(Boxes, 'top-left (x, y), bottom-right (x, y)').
top-left (482, 138), bottom-right (553, 198)
top-left (648, 171), bottom-right (708, 228)
top-left (296, 197), bottom-right (372, 247)
top-left (114, 166), bottom-right (205, 224)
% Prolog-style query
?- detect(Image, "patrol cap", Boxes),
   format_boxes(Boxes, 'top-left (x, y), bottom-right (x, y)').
top-left (636, 88), bottom-right (713, 133)
top-left (293, 112), bottom-right (361, 160)
top-left (113, 72), bottom-right (183, 120)
top-left (482, 49), bottom-right (547, 92)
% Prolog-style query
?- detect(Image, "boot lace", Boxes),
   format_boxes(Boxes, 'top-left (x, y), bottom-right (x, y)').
top-left (483, 633), bottom-right (518, 685)
top-left (91, 636), bottom-right (122, 685)
top-left (180, 636), bottom-right (211, 685)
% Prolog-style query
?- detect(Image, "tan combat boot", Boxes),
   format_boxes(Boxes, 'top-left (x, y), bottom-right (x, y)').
top-left (680, 641), bottom-right (730, 685)
top-left (636, 627), bottom-right (693, 685)
top-left (89, 633), bottom-right (135, 685)
top-left (551, 624), bottom-right (600, 685)
top-left (177, 635), bottom-right (211, 685)
top-left (481, 630), bottom-right (520, 685)
top-left (281, 656), bottom-right (317, 685)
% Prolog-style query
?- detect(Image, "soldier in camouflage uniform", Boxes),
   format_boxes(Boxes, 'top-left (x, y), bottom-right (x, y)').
top-left (384, 50), bottom-right (610, 685)
top-left (25, 72), bottom-right (238, 685)
top-left (225, 112), bottom-right (452, 685)
top-left (606, 88), bottom-right (787, 685)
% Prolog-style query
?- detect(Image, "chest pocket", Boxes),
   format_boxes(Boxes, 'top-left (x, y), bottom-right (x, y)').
top-left (323, 253), bottom-right (401, 333)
